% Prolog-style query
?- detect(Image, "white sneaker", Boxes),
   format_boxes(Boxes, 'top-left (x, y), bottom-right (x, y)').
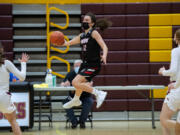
top-left (63, 99), bottom-right (82, 109)
top-left (96, 91), bottom-right (107, 108)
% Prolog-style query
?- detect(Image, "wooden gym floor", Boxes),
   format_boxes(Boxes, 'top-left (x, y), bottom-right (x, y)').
top-left (0, 121), bottom-right (170, 135)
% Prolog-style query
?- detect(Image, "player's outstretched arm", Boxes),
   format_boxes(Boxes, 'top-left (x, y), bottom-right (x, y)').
top-left (6, 53), bottom-right (29, 81)
top-left (63, 34), bottom-right (81, 46)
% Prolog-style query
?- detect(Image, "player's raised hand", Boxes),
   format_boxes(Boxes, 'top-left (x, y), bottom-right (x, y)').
top-left (158, 66), bottom-right (165, 75)
top-left (18, 53), bottom-right (29, 63)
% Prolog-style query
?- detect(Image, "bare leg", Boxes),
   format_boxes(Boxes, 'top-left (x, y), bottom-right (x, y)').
top-left (74, 84), bottom-right (93, 97)
top-left (63, 74), bottom-right (107, 109)
top-left (75, 89), bottom-right (83, 97)
top-left (72, 74), bottom-right (107, 108)
top-left (72, 75), bottom-right (93, 95)
top-left (175, 122), bottom-right (180, 135)
top-left (175, 111), bottom-right (180, 135)
top-left (63, 75), bottom-right (92, 109)
top-left (160, 103), bottom-right (176, 135)
top-left (75, 82), bottom-right (93, 97)
top-left (162, 126), bottom-right (171, 135)
top-left (4, 111), bottom-right (22, 135)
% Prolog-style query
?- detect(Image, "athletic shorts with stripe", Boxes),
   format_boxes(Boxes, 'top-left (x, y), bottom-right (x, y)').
top-left (78, 63), bottom-right (101, 82)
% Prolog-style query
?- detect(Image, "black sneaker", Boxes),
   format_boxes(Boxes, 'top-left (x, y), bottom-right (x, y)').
top-left (80, 122), bottom-right (86, 129)
top-left (71, 123), bottom-right (78, 129)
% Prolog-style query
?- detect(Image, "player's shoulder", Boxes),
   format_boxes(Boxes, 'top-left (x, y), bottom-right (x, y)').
top-left (92, 29), bottom-right (100, 38)
top-left (172, 47), bottom-right (180, 53)
top-left (4, 60), bottom-right (12, 65)
top-left (92, 29), bottom-right (99, 34)
top-left (3, 60), bottom-right (13, 69)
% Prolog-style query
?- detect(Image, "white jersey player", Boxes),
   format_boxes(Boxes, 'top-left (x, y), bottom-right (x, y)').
top-left (0, 42), bottom-right (29, 135)
top-left (159, 29), bottom-right (180, 135)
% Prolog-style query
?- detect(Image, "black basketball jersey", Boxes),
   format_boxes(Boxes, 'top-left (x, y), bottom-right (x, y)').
top-left (80, 28), bottom-right (101, 65)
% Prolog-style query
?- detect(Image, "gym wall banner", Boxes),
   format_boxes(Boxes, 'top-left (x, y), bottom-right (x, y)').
top-left (0, 92), bottom-right (30, 127)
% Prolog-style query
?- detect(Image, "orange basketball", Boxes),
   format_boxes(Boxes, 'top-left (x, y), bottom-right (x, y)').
top-left (50, 31), bottom-right (65, 46)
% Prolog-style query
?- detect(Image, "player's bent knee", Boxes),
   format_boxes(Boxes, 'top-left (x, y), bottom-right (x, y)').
top-left (4, 111), bottom-right (16, 124)
top-left (175, 122), bottom-right (180, 134)
top-left (160, 120), bottom-right (168, 128)
top-left (9, 119), bottom-right (16, 125)
top-left (7, 116), bottom-right (16, 124)
top-left (160, 117), bottom-right (164, 125)
top-left (160, 115), bottom-right (168, 128)
top-left (160, 113), bottom-right (164, 122)
top-left (72, 79), bottom-right (79, 87)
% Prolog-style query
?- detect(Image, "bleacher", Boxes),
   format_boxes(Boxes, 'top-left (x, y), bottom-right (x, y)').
top-left (12, 4), bottom-right (81, 82)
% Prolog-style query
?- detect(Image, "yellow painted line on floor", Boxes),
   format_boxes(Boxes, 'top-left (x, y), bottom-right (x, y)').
top-left (56, 129), bottom-right (66, 135)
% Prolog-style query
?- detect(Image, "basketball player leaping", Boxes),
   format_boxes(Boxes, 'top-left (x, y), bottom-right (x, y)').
top-left (57, 12), bottom-right (111, 109)
top-left (0, 42), bottom-right (29, 135)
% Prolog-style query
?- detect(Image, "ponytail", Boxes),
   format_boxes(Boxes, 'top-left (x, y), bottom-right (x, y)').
top-left (85, 12), bottom-right (112, 31)
top-left (0, 42), bottom-right (5, 66)
top-left (96, 18), bottom-right (112, 31)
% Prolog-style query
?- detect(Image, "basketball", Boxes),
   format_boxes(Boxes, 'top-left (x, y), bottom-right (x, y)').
top-left (50, 31), bottom-right (65, 46)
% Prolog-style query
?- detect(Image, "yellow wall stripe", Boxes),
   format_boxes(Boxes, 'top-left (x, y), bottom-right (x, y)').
top-left (150, 50), bottom-right (171, 62)
top-left (149, 14), bottom-right (180, 26)
top-left (149, 14), bottom-right (172, 26)
top-left (172, 14), bottom-right (180, 25)
top-left (149, 38), bottom-right (172, 50)
top-left (0, 0), bottom-right (180, 4)
top-left (149, 26), bottom-right (172, 38)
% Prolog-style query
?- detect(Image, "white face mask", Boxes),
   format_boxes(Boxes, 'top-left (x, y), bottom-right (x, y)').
top-left (74, 67), bottom-right (80, 74)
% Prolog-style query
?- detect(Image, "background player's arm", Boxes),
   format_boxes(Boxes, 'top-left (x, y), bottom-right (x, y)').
top-left (60, 72), bottom-right (71, 87)
top-left (159, 49), bottom-right (178, 77)
top-left (60, 81), bottom-right (70, 87)
top-left (63, 34), bottom-right (81, 46)
top-left (6, 53), bottom-right (29, 81)
top-left (92, 30), bottom-right (108, 64)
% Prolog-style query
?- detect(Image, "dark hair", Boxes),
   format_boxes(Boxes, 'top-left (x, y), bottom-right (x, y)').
top-left (0, 42), bottom-right (5, 66)
top-left (175, 29), bottom-right (180, 43)
top-left (85, 12), bottom-right (112, 31)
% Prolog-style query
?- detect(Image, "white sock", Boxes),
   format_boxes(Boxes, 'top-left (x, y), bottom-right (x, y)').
top-left (92, 88), bottom-right (99, 96)
top-left (73, 95), bottom-right (80, 101)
